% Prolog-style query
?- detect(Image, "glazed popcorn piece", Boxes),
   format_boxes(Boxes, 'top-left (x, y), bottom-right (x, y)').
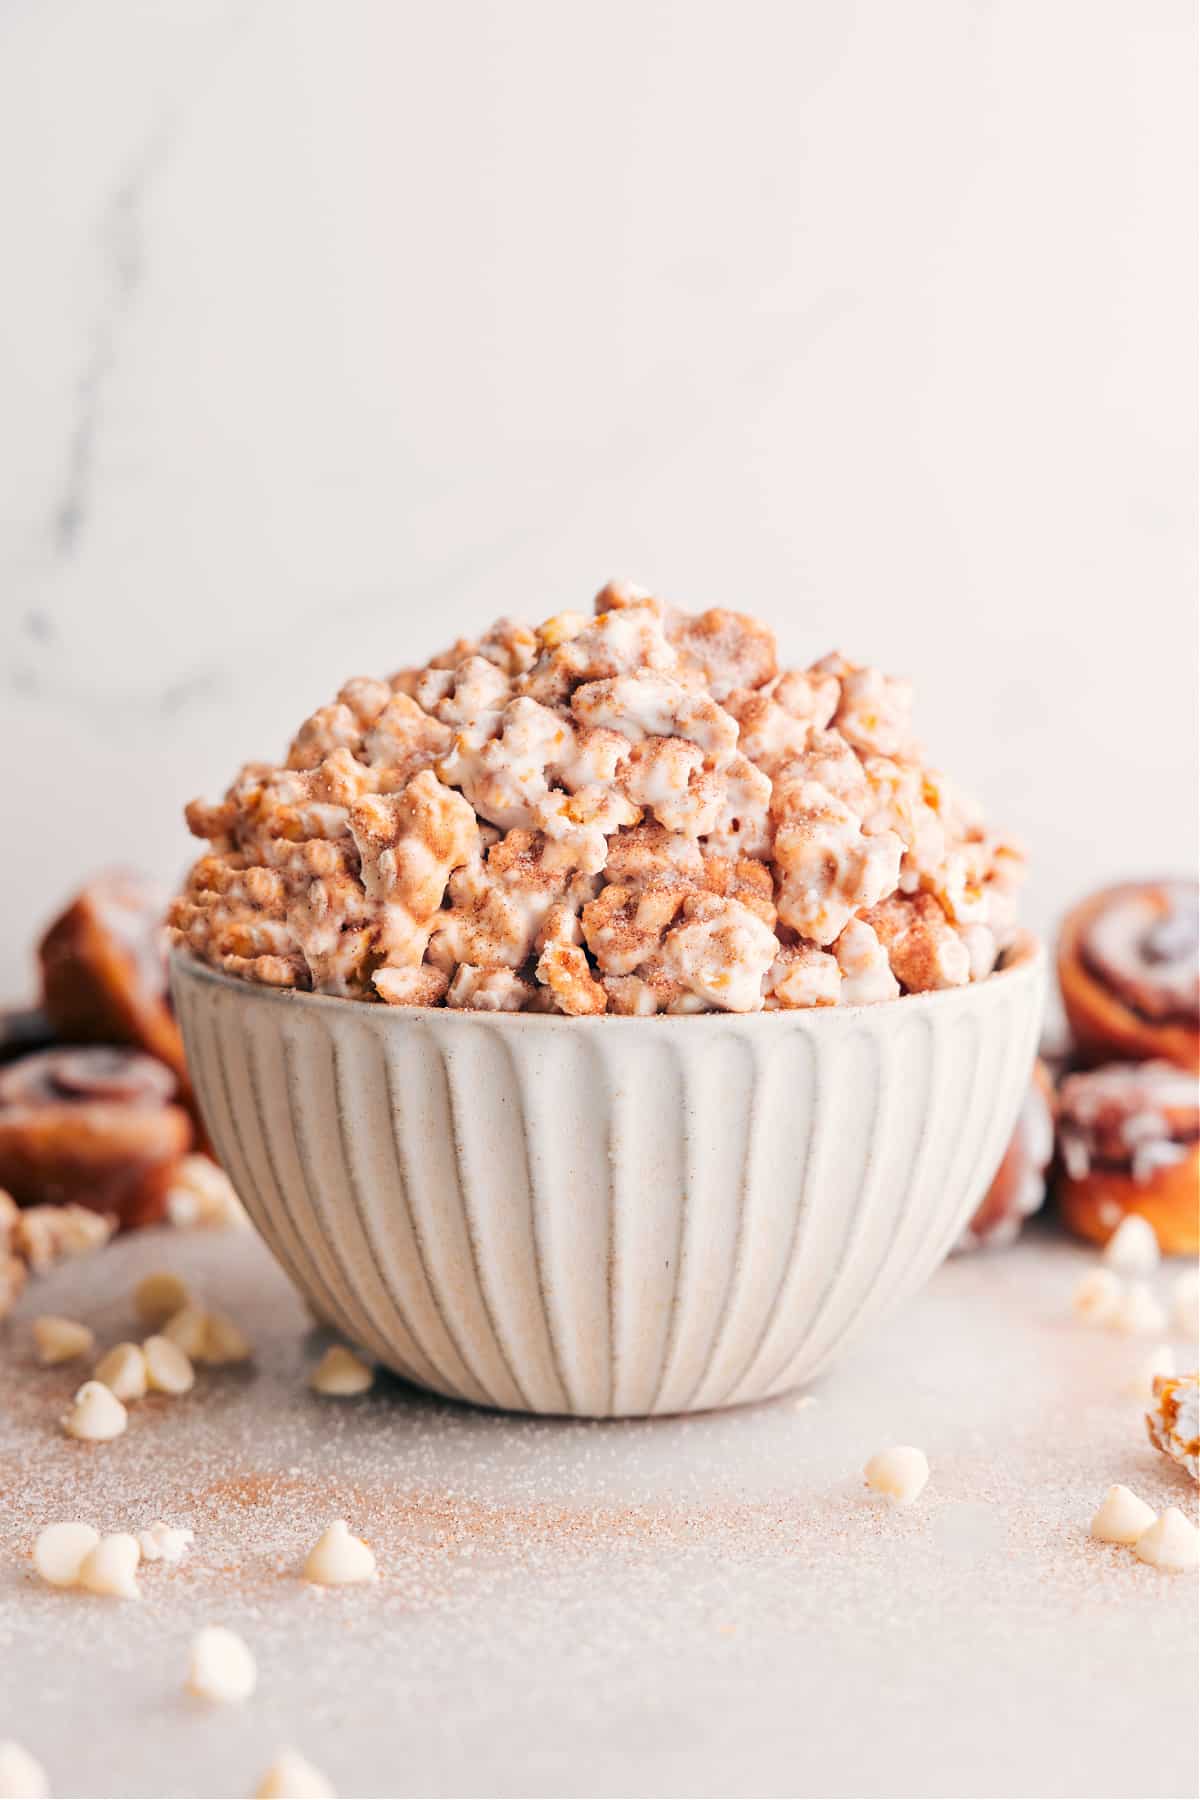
top-left (188, 1626), bottom-right (258, 1702)
top-left (254, 1749), bottom-right (337, 1799)
top-left (172, 583), bottom-right (1026, 1014)
top-left (93, 1343), bottom-right (148, 1402)
top-left (31, 1316), bottom-right (94, 1366)
top-left (0, 1741), bottom-right (48, 1800)
top-left (774, 783), bottom-right (902, 947)
top-left (302, 1520), bottom-right (377, 1586)
top-left (77, 1532), bottom-right (141, 1600)
top-left (138, 1521), bottom-right (194, 1563)
top-left (657, 893), bottom-right (779, 1014)
top-left (61, 1381), bottom-right (127, 1442)
top-left (32, 1521), bottom-right (100, 1588)
top-left (864, 1445), bottom-right (930, 1504)
top-left (835, 917), bottom-right (900, 1006)
top-left (309, 1345), bottom-right (374, 1396)
top-left (862, 893), bottom-right (971, 993)
top-left (1146, 1372), bottom-right (1199, 1482)
top-left (1134, 1508), bottom-right (1200, 1571)
top-left (765, 943), bottom-right (842, 1009)
top-left (1089, 1484), bottom-right (1156, 1545)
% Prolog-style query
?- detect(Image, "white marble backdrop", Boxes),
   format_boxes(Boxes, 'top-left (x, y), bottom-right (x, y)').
top-left (0, 0), bottom-right (1195, 998)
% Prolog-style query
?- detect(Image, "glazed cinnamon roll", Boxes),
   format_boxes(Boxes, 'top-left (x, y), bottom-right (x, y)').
top-left (0, 1047), bottom-right (192, 1229)
top-left (956, 1060), bottom-right (1055, 1251)
top-left (1059, 880), bottom-right (1198, 1073)
top-left (39, 872), bottom-right (193, 1099)
top-left (1055, 1060), bottom-right (1198, 1255)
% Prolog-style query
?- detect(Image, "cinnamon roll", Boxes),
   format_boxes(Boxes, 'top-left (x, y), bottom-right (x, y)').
top-left (0, 1047), bottom-right (192, 1229)
top-left (1059, 880), bottom-right (1198, 1073)
top-left (1056, 1060), bottom-right (1198, 1255)
top-left (39, 872), bottom-right (193, 1099)
top-left (956, 1060), bottom-right (1055, 1251)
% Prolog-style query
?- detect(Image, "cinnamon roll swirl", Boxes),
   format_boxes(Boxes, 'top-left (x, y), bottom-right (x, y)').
top-left (0, 1047), bottom-right (192, 1228)
top-left (1059, 880), bottom-right (1198, 1073)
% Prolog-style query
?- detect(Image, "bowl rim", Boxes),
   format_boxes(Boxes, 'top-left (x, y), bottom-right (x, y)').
top-left (170, 934), bottom-right (1045, 1030)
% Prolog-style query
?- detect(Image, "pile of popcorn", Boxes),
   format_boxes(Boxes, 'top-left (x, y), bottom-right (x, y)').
top-left (170, 583), bottom-right (1024, 1015)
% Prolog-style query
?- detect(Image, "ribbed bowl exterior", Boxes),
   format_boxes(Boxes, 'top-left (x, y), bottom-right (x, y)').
top-left (172, 947), bottom-right (1044, 1417)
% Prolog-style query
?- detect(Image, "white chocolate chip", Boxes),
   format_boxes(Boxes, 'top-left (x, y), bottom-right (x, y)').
top-left (0, 1740), bottom-right (49, 1799)
top-left (1089, 1483), bottom-right (1157, 1545)
top-left (302, 1519), bottom-right (377, 1586)
top-left (1172, 1267), bottom-right (1199, 1337)
top-left (32, 1521), bottom-right (100, 1588)
top-left (133, 1270), bottom-right (191, 1328)
top-left (165, 1155), bottom-right (248, 1231)
top-left (31, 1316), bottom-right (94, 1367)
top-left (1070, 1267), bottom-right (1121, 1325)
top-left (1102, 1214), bottom-right (1160, 1277)
top-left (309, 1346), bottom-right (374, 1397)
top-left (143, 1335), bottom-right (195, 1395)
top-left (1134, 1507), bottom-right (1200, 1571)
top-left (161, 1303), bottom-right (209, 1359)
top-left (254, 1749), bottom-right (337, 1799)
top-left (863, 1445), bottom-right (930, 1505)
top-left (201, 1310), bottom-right (254, 1366)
top-left (1109, 1280), bottom-right (1168, 1336)
top-left (1121, 1343), bottom-right (1175, 1398)
top-left (187, 1625), bottom-right (257, 1703)
top-left (137, 1521), bottom-right (194, 1564)
top-left (77, 1532), bottom-right (141, 1600)
top-left (60, 1380), bottom-right (127, 1442)
top-left (93, 1343), bottom-right (148, 1403)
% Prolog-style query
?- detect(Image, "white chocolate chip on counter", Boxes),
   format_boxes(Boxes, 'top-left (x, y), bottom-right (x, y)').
top-left (201, 1309), bottom-right (254, 1366)
top-left (1089, 1484), bottom-right (1157, 1545)
top-left (32, 1521), bottom-right (99, 1588)
top-left (1110, 1280), bottom-right (1168, 1337)
top-left (138, 1521), bottom-right (194, 1564)
top-left (1134, 1508), bottom-right (1200, 1572)
top-left (31, 1316), bottom-right (94, 1366)
top-left (92, 1343), bottom-right (148, 1403)
top-left (187, 1625), bottom-right (258, 1703)
top-left (863, 1445), bottom-right (930, 1505)
top-left (1121, 1343), bottom-right (1175, 1399)
top-left (165, 1154), bottom-right (248, 1230)
top-left (1070, 1268), bottom-right (1122, 1325)
top-left (143, 1335), bottom-right (195, 1395)
top-left (77, 1532), bottom-right (141, 1600)
top-left (1102, 1214), bottom-right (1160, 1277)
top-left (254, 1748), bottom-right (337, 1799)
top-left (302, 1519), bottom-right (377, 1586)
top-left (0, 1739), bottom-right (49, 1800)
top-left (133, 1270), bottom-right (191, 1329)
top-left (60, 1381), bottom-right (127, 1442)
top-left (1172, 1267), bottom-right (1199, 1337)
top-left (309, 1345), bottom-right (374, 1397)
top-left (161, 1303), bottom-right (209, 1359)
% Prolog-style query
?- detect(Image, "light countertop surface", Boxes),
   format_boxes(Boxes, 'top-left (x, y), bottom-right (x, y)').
top-left (1, 1222), bottom-right (1196, 1799)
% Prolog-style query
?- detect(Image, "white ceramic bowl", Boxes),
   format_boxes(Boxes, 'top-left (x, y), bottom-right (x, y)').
top-left (171, 942), bottom-right (1044, 1417)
